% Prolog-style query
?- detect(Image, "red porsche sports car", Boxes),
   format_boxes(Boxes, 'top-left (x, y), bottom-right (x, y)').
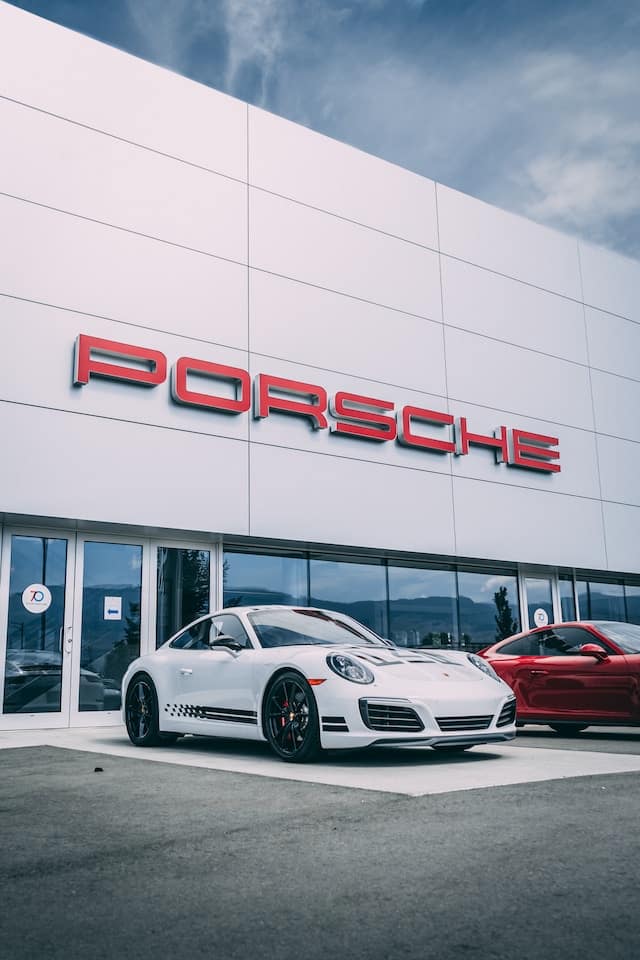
top-left (479, 621), bottom-right (640, 734)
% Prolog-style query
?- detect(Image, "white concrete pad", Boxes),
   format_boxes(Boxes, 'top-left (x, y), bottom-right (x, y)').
top-left (5, 725), bottom-right (640, 796)
top-left (3, 725), bottom-right (640, 796)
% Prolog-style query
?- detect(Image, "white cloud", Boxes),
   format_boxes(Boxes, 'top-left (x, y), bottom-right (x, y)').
top-left (121, 0), bottom-right (640, 258)
top-left (221, 0), bottom-right (290, 104)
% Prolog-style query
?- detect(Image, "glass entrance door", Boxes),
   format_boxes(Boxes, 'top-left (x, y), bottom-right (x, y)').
top-left (70, 538), bottom-right (147, 725)
top-left (0, 531), bottom-right (219, 729)
top-left (0, 530), bottom-right (75, 727)
top-left (520, 571), bottom-right (558, 630)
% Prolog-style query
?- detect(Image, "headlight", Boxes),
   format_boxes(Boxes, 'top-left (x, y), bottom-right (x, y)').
top-left (327, 653), bottom-right (374, 684)
top-left (467, 654), bottom-right (502, 683)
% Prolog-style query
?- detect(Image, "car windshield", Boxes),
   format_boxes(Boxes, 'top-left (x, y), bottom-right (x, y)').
top-left (248, 608), bottom-right (389, 649)
top-left (593, 621), bottom-right (640, 653)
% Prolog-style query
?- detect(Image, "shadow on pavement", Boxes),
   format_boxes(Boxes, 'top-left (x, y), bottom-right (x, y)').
top-left (88, 730), bottom-right (506, 768)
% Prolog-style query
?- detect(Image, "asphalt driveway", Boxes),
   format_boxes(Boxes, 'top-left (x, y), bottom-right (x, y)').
top-left (1, 744), bottom-right (639, 960)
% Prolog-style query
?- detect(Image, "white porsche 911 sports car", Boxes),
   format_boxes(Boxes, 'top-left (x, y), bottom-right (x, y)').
top-left (122, 605), bottom-right (517, 762)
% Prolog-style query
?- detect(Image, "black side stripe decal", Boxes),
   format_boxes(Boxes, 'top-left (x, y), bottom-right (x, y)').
top-left (165, 703), bottom-right (257, 724)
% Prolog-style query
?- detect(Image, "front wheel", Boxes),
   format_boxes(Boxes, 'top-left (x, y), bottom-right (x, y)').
top-left (549, 723), bottom-right (588, 736)
top-left (263, 672), bottom-right (321, 763)
top-left (125, 674), bottom-right (164, 746)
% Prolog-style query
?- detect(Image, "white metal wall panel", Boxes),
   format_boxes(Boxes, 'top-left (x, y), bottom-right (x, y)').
top-left (0, 196), bottom-right (248, 349)
top-left (437, 184), bottom-right (583, 301)
top-left (596, 436), bottom-right (640, 507)
top-left (0, 402), bottom-right (249, 534)
top-left (580, 240), bottom-right (640, 324)
top-left (0, 297), bottom-right (249, 445)
top-left (0, 1), bottom-right (639, 576)
top-left (590, 370), bottom-right (640, 444)
top-left (444, 327), bottom-right (594, 430)
top-left (441, 256), bottom-right (588, 364)
top-left (247, 354), bottom-right (451, 476)
top-left (248, 269), bottom-right (446, 394)
top-left (452, 477), bottom-right (607, 570)
top-left (248, 106), bottom-right (438, 248)
top-left (0, 97), bottom-right (247, 263)
top-left (249, 444), bottom-right (456, 555)
top-left (0, 1), bottom-right (247, 179)
top-left (602, 502), bottom-right (640, 573)
top-left (249, 187), bottom-right (442, 320)
top-left (585, 306), bottom-right (640, 381)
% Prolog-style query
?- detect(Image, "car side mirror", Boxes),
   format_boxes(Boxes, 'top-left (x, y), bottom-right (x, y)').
top-left (209, 635), bottom-right (243, 653)
top-left (579, 643), bottom-right (609, 662)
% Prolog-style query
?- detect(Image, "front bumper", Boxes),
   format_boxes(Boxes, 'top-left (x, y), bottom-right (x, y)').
top-left (317, 691), bottom-right (517, 750)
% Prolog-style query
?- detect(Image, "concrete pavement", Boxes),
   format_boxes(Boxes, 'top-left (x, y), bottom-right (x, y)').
top-left (2, 723), bottom-right (640, 795)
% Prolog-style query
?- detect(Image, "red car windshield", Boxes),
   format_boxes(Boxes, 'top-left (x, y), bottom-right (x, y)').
top-left (594, 621), bottom-right (640, 653)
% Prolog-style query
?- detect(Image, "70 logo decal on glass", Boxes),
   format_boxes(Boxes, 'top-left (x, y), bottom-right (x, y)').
top-left (21, 583), bottom-right (52, 614)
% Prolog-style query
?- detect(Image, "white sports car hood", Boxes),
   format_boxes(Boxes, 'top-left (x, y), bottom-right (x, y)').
top-left (337, 646), bottom-right (492, 684)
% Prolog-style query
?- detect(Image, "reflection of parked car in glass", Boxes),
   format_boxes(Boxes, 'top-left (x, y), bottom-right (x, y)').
top-left (480, 621), bottom-right (640, 734)
top-left (3, 650), bottom-right (121, 713)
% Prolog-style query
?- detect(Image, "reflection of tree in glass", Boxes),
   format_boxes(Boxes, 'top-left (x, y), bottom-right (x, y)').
top-left (494, 586), bottom-right (518, 641)
top-left (180, 551), bottom-right (210, 623)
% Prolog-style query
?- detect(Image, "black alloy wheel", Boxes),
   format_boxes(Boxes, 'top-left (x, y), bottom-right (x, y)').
top-left (549, 723), bottom-right (588, 736)
top-left (264, 672), bottom-right (321, 763)
top-left (125, 674), bottom-right (164, 747)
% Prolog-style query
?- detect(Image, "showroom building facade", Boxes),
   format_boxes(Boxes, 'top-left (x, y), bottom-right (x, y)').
top-left (1, 1), bottom-right (639, 729)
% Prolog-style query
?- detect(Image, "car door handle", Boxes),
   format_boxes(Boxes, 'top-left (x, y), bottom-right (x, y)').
top-left (180, 668), bottom-right (193, 676)
top-left (529, 669), bottom-right (548, 677)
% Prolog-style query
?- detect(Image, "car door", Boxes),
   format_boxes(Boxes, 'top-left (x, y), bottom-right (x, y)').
top-left (518, 627), bottom-right (633, 720)
top-left (171, 614), bottom-right (259, 737)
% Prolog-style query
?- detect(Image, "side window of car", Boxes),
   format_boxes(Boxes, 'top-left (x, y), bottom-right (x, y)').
top-left (498, 635), bottom-right (539, 655)
top-left (552, 626), bottom-right (617, 655)
top-left (212, 614), bottom-right (252, 649)
top-left (169, 618), bottom-right (213, 650)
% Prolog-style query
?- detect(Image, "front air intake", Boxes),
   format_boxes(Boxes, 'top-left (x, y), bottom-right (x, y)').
top-left (359, 700), bottom-right (424, 732)
top-left (497, 698), bottom-right (517, 727)
top-left (435, 715), bottom-right (492, 731)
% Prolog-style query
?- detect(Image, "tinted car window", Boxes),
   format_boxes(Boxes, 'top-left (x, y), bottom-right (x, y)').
top-left (538, 627), bottom-right (616, 656)
top-left (169, 618), bottom-right (212, 650)
top-left (212, 614), bottom-right (252, 649)
top-left (497, 635), bottom-right (540, 655)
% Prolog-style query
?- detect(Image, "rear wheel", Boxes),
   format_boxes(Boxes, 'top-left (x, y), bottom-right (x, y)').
top-left (549, 723), bottom-right (588, 736)
top-left (125, 674), bottom-right (164, 747)
top-left (263, 672), bottom-right (321, 763)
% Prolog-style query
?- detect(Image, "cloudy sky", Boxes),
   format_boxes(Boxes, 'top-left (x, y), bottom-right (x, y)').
top-left (8, 0), bottom-right (640, 259)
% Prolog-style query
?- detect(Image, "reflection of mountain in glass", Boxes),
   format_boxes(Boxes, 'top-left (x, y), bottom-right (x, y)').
top-left (223, 583), bottom-right (517, 650)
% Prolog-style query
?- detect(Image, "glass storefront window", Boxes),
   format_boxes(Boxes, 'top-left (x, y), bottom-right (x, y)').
top-left (577, 580), bottom-right (625, 621)
top-left (625, 585), bottom-right (640, 625)
top-left (156, 548), bottom-right (210, 647)
top-left (223, 552), bottom-right (307, 607)
top-left (457, 570), bottom-right (520, 651)
top-left (558, 575), bottom-right (576, 621)
top-left (3, 535), bottom-right (68, 714)
top-left (309, 557), bottom-right (388, 636)
top-left (79, 542), bottom-right (142, 712)
top-left (388, 565), bottom-right (458, 647)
